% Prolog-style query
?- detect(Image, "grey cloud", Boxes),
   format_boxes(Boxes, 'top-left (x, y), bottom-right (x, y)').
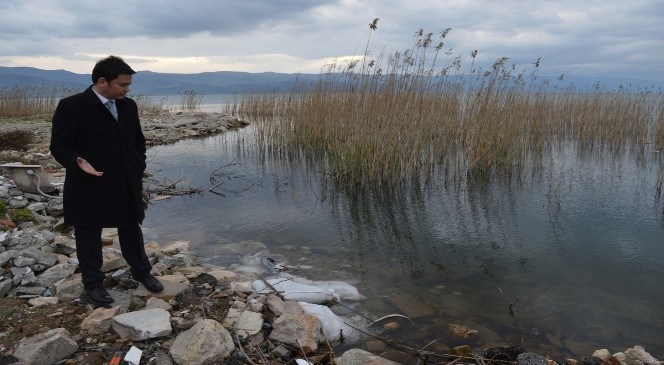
top-left (0, 1), bottom-right (332, 40)
top-left (0, 0), bottom-right (661, 80)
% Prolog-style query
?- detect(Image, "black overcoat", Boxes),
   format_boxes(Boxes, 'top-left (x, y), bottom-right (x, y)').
top-left (50, 86), bottom-right (147, 227)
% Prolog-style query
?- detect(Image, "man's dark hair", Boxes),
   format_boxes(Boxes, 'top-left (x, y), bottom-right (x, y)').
top-left (91, 55), bottom-right (136, 84)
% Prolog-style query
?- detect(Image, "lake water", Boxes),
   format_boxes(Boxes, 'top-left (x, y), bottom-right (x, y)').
top-left (141, 107), bottom-right (664, 361)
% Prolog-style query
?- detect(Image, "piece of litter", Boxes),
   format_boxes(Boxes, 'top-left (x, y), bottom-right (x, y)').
top-left (124, 346), bottom-right (142, 365)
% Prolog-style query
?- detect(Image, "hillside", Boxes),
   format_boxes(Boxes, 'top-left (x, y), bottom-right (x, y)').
top-left (0, 66), bottom-right (314, 95)
top-left (1, 66), bottom-right (661, 96)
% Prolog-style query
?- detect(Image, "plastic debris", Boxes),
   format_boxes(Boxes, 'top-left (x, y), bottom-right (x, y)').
top-left (124, 346), bottom-right (143, 365)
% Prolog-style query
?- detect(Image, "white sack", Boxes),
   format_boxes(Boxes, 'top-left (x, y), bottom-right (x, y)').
top-left (252, 278), bottom-right (337, 304)
top-left (297, 302), bottom-right (361, 343)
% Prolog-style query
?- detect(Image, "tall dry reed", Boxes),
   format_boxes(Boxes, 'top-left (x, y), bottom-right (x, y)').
top-left (236, 21), bottom-right (664, 187)
top-left (0, 86), bottom-right (75, 118)
top-left (180, 90), bottom-right (203, 112)
top-left (0, 86), bottom-right (172, 118)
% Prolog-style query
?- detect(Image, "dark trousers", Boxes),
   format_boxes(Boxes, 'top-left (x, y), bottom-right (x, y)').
top-left (75, 221), bottom-right (152, 289)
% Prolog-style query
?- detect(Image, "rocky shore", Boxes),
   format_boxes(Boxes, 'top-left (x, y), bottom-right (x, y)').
top-left (0, 112), bottom-right (661, 365)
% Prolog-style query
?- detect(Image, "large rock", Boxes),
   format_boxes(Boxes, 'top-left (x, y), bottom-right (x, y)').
top-left (81, 306), bottom-right (121, 335)
top-left (22, 248), bottom-right (59, 267)
top-left (266, 294), bottom-right (304, 317)
top-left (12, 328), bottom-right (78, 365)
top-left (624, 346), bottom-right (659, 365)
top-left (28, 297), bottom-right (58, 307)
top-left (222, 308), bottom-right (263, 339)
top-left (133, 277), bottom-right (189, 300)
top-left (0, 249), bottom-right (20, 266)
top-left (101, 247), bottom-right (128, 272)
top-left (33, 262), bottom-right (78, 287)
top-left (169, 319), bottom-right (234, 365)
top-left (336, 348), bottom-right (402, 365)
top-left (269, 313), bottom-right (321, 354)
top-left (112, 308), bottom-right (172, 340)
top-left (54, 274), bottom-right (84, 301)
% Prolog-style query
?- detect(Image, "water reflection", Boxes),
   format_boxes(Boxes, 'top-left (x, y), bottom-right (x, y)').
top-left (143, 125), bottom-right (664, 359)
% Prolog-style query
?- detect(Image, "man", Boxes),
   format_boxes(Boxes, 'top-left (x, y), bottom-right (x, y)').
top-left (50, 55), bottom-right (163, 304)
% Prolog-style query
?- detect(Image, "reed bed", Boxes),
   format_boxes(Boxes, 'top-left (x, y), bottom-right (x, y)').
top-left (133, 94), bottom-right (169, 115)
top-left (237, 21), bottom-right (664, 186)
top-left (0, 87), bottom-right (180, 118)
top-left (0, 85), bottom-right (75, 118)
top-left (179, 90), bottom-right (203, 112)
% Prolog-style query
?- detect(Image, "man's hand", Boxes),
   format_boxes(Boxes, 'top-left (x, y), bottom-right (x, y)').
top-left (76, 157), bottom-right (104, 176)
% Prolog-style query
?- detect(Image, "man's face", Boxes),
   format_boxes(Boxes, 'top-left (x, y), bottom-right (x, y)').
top-left (97, 74), bottom-right (132, 100)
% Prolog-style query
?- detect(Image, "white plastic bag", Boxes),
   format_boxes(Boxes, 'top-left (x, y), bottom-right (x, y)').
top-left (281, 275), bottom-right (365, 301)
top-left (252, 278), bottom-right (337, 304)
top-left (298, 302), bottom-right (360, 343)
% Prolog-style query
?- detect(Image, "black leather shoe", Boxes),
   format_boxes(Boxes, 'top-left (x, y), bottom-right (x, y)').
top-left (138, 274), bottom-right (164, 292)
top-left (85, 286), bottom-right (114, 304)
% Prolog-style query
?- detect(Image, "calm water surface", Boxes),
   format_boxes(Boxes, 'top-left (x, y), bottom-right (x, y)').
top-left (142, 122), bottom-right (664, 361)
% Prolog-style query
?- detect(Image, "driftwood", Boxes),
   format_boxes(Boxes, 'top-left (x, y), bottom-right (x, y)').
top-left (208, 160), bottom-right (256, 196)
top-left (143, 171), bottom-right (202, 204)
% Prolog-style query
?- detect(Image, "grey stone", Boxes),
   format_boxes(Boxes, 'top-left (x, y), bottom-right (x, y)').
top-left (54, 276), bottom-right (84, 302)
top-left (11, 266), bottom-right (32, 284)
top-left (27, 202), bottom-right (47, 211)
top-left (336, 348), bottom-right (402, 365)
top-left (28, 296), bottom-right (59, 307)
top-left (39, 229), bottom-right (56, 243)
top-left (624, 346), bottom-right (659, 365)
top-left (53, 241), bottom-right (76, 255)
top-left (23, 248), bottom-right (58, 267)
top-left (81, 306), bottom-right (121, 335)
top-left (160, 240), bottom-right (190, 254)
top-left (46, 201), bottom-right (64, 216)
top-left (271, 344), bottom-right (292, 358)
top-left (33, 262), bottom-right (77, 287)
top-left (8, 197), bottom-right (29, 208)
top-left (223, 308), bottom-right (263, 339)
top-left (0, 278), bottom-right (14, 296)
top-left (0, 250), bottom-right (20, 266)
top-left (101, 248), bottom-right (127, 272)
top-left (266, 294), bottom-right (305, 317)
top-left (517, 352), bottom-right (549, 365)
top-left (112, 308), bottom-right (172, 341)
top-left (16, 286), bottom-right (46, 296)
top-left (170, 319), bottom-right (235, 365)
top-left (269, 313), bottom-right (321, 352)
top-left (133, 277), bottom-right (188, 300)
top-left (145, 297), bottom-right (173, 311)
top-left (12, 328), bottom-right (78, 365)
top-left (24, 193), bottom-right (44, 202)
top-left (13, 256), bottom-right (36, 267)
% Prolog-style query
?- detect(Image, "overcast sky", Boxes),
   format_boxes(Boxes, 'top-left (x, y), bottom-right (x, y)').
top-left (1, 0), bottom-right (662, 81)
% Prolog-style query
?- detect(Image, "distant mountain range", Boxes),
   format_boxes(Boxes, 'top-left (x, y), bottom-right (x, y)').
top-left (1, 66), bottom-right (661, 96)
top-left (0, 66), bottom-right (315, 95)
